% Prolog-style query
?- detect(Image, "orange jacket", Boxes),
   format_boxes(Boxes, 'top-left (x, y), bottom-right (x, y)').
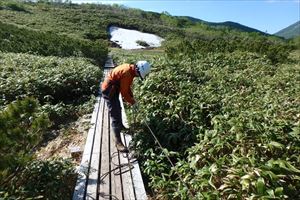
top-left (101, 64), bottom-right (136, 105)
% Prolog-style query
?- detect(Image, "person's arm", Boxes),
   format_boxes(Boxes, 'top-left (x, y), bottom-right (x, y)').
top-left (120, 74), bottom-right (135, 105)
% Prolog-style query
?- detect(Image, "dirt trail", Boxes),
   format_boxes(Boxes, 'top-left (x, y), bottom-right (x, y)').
top-left (36, 114), bottom-right (92, 164)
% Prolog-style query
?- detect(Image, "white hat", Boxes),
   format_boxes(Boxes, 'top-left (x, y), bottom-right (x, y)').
top-left (136, 61), bottom-right (151, 80)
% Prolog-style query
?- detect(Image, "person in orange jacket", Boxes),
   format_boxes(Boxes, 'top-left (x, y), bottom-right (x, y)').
top-left (101, 61), bottom-right (151, 152)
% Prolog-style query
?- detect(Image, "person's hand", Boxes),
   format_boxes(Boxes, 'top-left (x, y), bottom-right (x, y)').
top-left (132, 102), bottom-right (139, 112)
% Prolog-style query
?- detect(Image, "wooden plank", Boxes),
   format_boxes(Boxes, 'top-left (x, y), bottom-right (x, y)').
top-left (73, 97), bottom-right (101, 200)
top-left (90, 97), bottom-right (101, 125)
top-left (85, 97), bottom-right (105, 199)
top-left (119, 132), bottom-right (136, 200)
top-left (109, 117), bottom-right (123, 200)
top-left (124, 134), bottom-right (147, 200)
top-left (120, 88), bottom-right (147, 200)
top-left (105, 61), bottom-right (114, 68)
top-left (99, 104), bottom-right (111, 199)
top-left (104, 57), bottom-right (114, 68)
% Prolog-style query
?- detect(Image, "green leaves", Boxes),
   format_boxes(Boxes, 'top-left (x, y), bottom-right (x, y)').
top-left (0, 52), bottom-right (102, 106)
top-left (256, 177), bottom-right (265, 195)
top-left (0, 22), bottom-right (108, 65)
top-left (0, 50), bottom-right (101, 198)
top-left (165, 35), bottom-right (291, 64)
top-left (0, 159), bottom-right (76, 200)
top-left (267, 159), bottom-right (300, 174)
top-left (267, 141), bottom-right (285, 150)
top-left (0, 98), bottom-right (49, 179)
top-left (123, 49), bottom-right (300, 199)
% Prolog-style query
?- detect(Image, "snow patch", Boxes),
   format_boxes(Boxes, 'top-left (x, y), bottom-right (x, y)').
top-left (109, 26), bottom-right (164, 50)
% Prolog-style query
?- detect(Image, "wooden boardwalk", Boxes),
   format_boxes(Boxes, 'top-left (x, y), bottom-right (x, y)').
top-left (73, 57), bottom-right (147, 200)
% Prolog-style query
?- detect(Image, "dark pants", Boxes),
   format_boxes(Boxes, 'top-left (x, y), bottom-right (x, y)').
top-left (102, 87), bottom-right (123, 144)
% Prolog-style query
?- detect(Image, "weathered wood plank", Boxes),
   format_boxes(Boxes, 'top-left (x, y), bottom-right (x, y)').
top-left (109, 119), bottom-right (123, 200)
top-left (124, 134), bottom-right (147, 200)
top-left (73, 97), bottom-right (101, 200)
top-left (90, 97), bottom-right (100, 125)
top-left (119, 132), bottom-right (136, 200)
top-left (120, 94), bottom-right (147, 199)
top-left (99, 104), bottom-right (111, 199)
top-left (85, 98), bottom-right (105, 200)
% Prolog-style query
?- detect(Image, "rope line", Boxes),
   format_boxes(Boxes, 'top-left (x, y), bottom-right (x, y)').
top-left (142, 117), bottom-right (195, 199)
top-left (100, 152), bottom-right (136, 181)
top-left (99, 151), bottom-right (137, 200)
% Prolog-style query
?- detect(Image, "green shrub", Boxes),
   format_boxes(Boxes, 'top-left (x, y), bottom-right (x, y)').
top-left (5, 2), bottom-right (27, 12)
top-left (0, 97), bottom-right (49, 180)
top-left (0, 22), bottom-right (108, 65)
top-left (290, 36), bottom-right (300, 50)
top-left (0, 52), bottom-right (102, 106)
top-left (165, 36), bottom-right (291, 64)
top-left (0, 159), bottom-right (76, 200)
top-left (0, 52), bottom-right (102, 125)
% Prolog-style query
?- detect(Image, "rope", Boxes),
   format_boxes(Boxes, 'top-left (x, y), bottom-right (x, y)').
top-left (141, 115), bottom-right (195, 199)
top-left (99, 152), bottom-right (137, 200)
top-left (100, 152), bottom-right (136, 181)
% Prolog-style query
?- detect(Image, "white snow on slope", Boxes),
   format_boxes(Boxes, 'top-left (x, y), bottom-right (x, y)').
top-left (109, 26), bottom-right (164, 50)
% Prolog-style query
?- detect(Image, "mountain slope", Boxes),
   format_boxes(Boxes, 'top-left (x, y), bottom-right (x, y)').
top-left (184, 16), bottom-right (268, 35)
top-left (275, 21), bottom-right (300, 39)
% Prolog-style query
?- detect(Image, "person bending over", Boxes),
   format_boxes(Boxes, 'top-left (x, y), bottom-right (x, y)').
top-left (101, 61), bottom-right (151, 152)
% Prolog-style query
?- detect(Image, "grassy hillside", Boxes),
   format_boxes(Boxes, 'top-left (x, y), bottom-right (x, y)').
top-left (0, 22), bottom-right (107, 64)
top-left (0, 1), bottom-right (179, 39)
top-left (0, 1), bottom-right (284, 41)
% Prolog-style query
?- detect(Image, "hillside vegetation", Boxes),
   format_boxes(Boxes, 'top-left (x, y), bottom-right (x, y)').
top-left (119, 52), bottom-right (299, 200)
top-left (0, 22), bottom-right (107, 64)
top-left (115, 42), bottom-right (300, 199)
top-left (0, 0), bottom-right (299, 199)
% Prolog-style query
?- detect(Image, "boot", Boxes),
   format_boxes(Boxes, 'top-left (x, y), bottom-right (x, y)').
top-left (112, 126), bottom-right (129, 153)
top-left (116, 142), bottom-right (129, 153)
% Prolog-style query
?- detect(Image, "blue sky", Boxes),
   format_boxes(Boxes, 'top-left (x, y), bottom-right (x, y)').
top-left (72, 0), bottom-right (300, 34)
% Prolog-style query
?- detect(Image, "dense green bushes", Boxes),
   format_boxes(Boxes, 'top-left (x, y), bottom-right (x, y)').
top-left (116, 49), bottom-right (300, 199)
top-left (0, 22), bottom-right (108, 65)
top-left (165, 35), bottom-right (291, 64)
top-left (0, 52), bottom-right (102, 125)
top-left (0, 53), bottom-right (102, 104)
top-left (0, 15), bottom-right (104, 199)
top-left (3, 1), bottom-right (27, 12)
top-left (290, 36), bottom-right (300, 50)
top-left (0, 98), bottom-right (49, 181)
top-left (0, 1), bottom-right (172, 40)
top-left (0, 159), bottom-right (76, 199)
top-left (0, 52), bottom-right (99, 199)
